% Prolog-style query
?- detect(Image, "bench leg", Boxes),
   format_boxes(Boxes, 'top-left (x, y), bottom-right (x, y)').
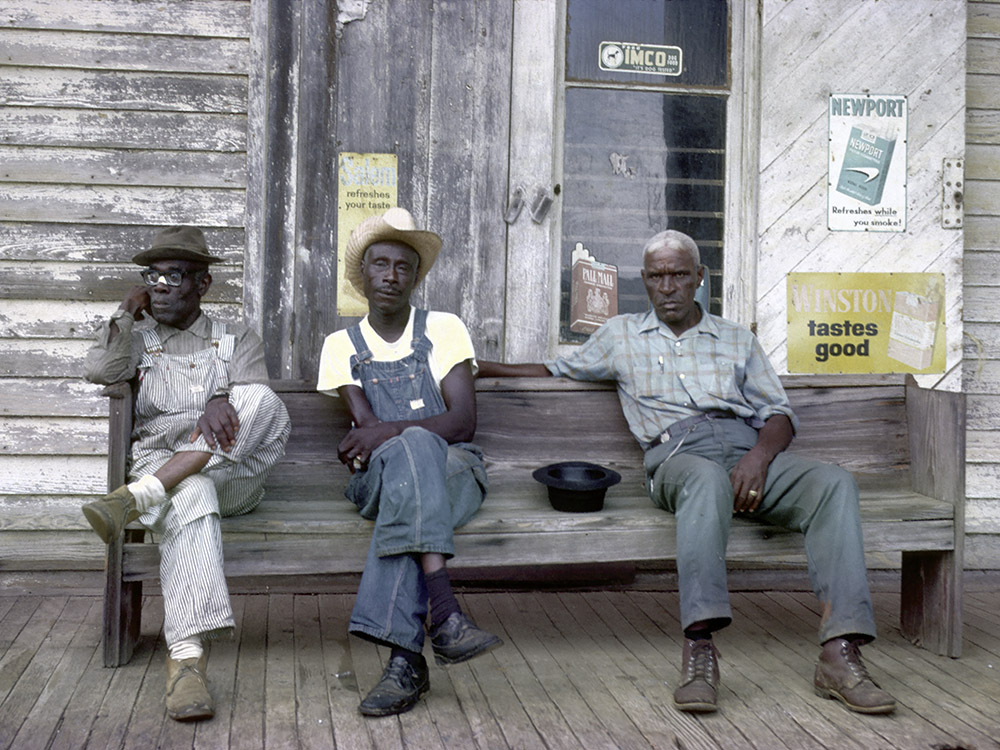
top-left (900, 550), bottom-right (962, 657)
top-left (103, 529), bottom-right (144, 667)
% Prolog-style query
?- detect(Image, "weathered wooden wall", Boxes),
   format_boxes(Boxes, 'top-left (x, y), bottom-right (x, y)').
top-left (251, 0), bottom-right (514, 380)
top-left (964, 0), bottom-right (1000, 568)
top-left (0, 0), bottom-right (253, 575)
top-left (756, 0), bottom-right (966, 393)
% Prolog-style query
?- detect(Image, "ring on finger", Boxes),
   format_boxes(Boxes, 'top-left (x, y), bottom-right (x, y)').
top-left (748, 489), bottom-right (759, 498)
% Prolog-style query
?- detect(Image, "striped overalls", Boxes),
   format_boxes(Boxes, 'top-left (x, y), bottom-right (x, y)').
top-left (129, 321), bottom-right (290, 645)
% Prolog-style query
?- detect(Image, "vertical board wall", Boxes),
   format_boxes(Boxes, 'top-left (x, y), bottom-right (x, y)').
top-left (965, 0), bottom-right (1000, 568)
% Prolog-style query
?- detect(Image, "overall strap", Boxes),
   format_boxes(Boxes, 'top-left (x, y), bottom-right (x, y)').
top-left (210, 320), bottom-right (234, 383)
top-left (138, 327), bottom-right (163, 369)
top-left (409, 308), bottom-right (433, 361)
top-left (347, 323), bottom-right (374, 380)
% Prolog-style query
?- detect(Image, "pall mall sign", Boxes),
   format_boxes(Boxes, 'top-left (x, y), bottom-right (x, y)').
top-left (828, 94), bottom-right (907, 232)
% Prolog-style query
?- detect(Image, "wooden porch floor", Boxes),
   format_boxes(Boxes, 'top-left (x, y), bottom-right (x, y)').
top-left (1, 587), bottom-right (998, 750)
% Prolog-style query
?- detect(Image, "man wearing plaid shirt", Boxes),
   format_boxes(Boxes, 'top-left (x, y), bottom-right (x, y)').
top-left (479, 229), bottom-right (896, 716)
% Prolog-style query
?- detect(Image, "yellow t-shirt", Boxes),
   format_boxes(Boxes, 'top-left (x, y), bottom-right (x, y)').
top-left (316, 307), bottom-right (477, 396)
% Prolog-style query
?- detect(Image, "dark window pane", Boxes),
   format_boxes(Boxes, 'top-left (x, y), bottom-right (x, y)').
top-left (566, 0), bottom-right (729, 87)
top-left (559, 88), bottom-right (726, 341)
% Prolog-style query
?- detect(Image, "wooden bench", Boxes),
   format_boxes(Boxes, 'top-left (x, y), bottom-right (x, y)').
top-left (100, 374), bottom-right (965, 666)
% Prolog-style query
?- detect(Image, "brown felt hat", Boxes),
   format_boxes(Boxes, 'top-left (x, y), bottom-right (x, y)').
top-left (344, 207), bottom-right (442, 294)
top-left (132, 226), bottom-right (223, 265)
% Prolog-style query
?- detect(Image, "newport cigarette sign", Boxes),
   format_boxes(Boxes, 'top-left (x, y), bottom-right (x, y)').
top-left (599, 41), bottom-right (682, 76)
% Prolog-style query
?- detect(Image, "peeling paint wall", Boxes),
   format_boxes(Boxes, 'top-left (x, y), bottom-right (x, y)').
top-left (0, 0), bottom-right (253, 573)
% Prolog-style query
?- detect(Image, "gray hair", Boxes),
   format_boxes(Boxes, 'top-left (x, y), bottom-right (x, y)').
top-left (641, 230), bottom-right (700, 267)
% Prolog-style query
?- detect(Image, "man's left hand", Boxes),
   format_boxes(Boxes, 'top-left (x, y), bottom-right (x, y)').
top-left (191, 396), bottom-right (240, 451)
top-left (730, 448), bottom-right (769, 513)
top-left (337, 422), bottom-right (401, 473)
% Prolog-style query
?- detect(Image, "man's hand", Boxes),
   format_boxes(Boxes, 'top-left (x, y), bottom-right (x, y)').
top-left (337, 421), bottom-right (401, 473)
top-left (191, 396), bottom-right (240, 451)
top-left (730, 447), bottom-right (770, 513)
top-left (120, 285), bottom-right (152, 321)
top-left (729, 414), bottom-right (794, 514)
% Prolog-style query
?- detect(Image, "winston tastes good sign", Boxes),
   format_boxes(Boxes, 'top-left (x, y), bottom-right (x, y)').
top-left (786, 273), bottom-right (944, 374)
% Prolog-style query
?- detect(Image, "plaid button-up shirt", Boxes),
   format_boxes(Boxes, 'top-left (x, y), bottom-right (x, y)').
top-left (546, 309), bottom-right (798, 449)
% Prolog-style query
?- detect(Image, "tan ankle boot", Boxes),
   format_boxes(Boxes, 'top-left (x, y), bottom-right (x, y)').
top-left (673, 638), bottom-right (720, 713)
top-left (81, 485), bottom-right (140, 544)
top-left (165, 650), bottom-right (214, 721)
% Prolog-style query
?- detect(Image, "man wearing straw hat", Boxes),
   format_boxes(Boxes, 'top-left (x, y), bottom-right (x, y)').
top-left (317, 207), bottom-right (502, 717)
top-left (83, 226), bottom-right (291, 722)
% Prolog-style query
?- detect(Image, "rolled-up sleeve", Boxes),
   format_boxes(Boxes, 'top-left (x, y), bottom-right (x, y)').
top-left (84, 312), bottom-right (140, 385)
top-left (741, 336), bottom-right (800, 433)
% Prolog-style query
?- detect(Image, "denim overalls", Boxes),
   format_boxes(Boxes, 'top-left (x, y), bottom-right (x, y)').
top-left (344, 309), bottom-right (487, 652)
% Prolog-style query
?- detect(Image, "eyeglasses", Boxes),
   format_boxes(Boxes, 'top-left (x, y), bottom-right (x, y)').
top-left (140, 268), bottom-right (195, 287)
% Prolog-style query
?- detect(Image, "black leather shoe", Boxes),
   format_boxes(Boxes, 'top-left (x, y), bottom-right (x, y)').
top-left (429, 612), bottom-right (502, 666)
top-left (359, 654), bottom-right (429, 717)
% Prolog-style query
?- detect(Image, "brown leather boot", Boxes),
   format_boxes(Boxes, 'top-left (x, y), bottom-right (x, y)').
top-left (81, 484), bottom-right (140, 544)
top-left (814, 638), bottom-right (895, 714)
top-left (165, 650), bottom-right (214, 721)
top-left (673, 638), bottom-right (720, 712)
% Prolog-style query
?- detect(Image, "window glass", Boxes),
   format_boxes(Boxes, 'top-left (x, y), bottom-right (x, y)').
top-left (566, 0), bottom-right (728, 87)
top-left (559, 0), bottom-right (729, 343)
top-left (559, 89), bottom-right (726, 341)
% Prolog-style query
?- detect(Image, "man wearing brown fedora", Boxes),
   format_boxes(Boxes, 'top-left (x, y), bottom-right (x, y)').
top-left (317, 207), bottom-right (502, 716)
top-left (83, 226), bottom-right (291, 722)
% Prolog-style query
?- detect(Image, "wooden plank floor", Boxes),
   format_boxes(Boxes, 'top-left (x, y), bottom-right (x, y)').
top-left (1, 589), bottom-right (998, 749)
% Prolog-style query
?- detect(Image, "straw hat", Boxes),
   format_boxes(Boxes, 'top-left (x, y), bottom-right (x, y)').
top-left (132, 226), bottom-right (223, 265)
top-left (344, 207), bottom-right (442, 294)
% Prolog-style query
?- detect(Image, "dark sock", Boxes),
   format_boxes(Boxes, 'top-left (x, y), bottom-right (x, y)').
top-left (390, 647), bottom-right (423, 668)
top-left (684, 628), bottom-right (712, 642)
top-left (426, 568), bottom-right (460, 629)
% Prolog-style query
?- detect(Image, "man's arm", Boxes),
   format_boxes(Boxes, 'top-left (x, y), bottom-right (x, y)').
top-left (729, 414), bottom-right (794, 513)
top-left (337, 359), bottom-right (477, 472)
top-left (476, 360), bottom-right (552, 378)
top-left (83, 286), bottom-right (151, 385)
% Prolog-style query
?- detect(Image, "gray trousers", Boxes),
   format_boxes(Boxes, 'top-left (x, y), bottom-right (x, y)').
top-left (645, 418), bottom-right (876, 644)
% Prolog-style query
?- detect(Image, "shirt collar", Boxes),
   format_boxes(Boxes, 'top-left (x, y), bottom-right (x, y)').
top-left (156, 312), bottom-right (210, 342)
top-left (638, 303), bottom-right (720, 339)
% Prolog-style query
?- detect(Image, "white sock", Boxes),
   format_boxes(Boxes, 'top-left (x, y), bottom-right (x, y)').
top-left (127, 474), bottom-right (167, 512)
top-left (168, 636), bottom-right (203, 662)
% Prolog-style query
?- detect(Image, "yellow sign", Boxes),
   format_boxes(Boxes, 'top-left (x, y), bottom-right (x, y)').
top-left (337, 152), bottom-right (398, 316)
top-left (787, 273), bottom-right (945, 374)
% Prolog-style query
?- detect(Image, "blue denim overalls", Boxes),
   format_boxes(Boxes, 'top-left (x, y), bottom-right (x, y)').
top-left (344, 309), bottom-right (487, 651)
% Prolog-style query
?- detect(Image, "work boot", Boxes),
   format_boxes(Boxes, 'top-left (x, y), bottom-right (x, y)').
top-left (359, 654), bottom-right (430, 716)
top-left (81, 484), bottom-right (140, 544)
top-left (814, 638), bottom-right (896, 714)
top-left (429, 612), bottom-right (503, 665)
top-left (165, 650), bottom-right (214, 721)
top-left (673, 637), bottom-right (720, 713)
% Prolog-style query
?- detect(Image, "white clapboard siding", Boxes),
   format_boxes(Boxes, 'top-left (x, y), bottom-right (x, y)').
top-left (0, 1), bottom-right (251, 37)
top-left (0, 28), bottom-right (249, 74)
top-left (757, 0), bottom-right (965, 380)
top-left (0, 299), bottom-right (242, 338)
top-left (0, 222), bottom-right (246, 262)
top-left (0, 0), bottom-right (252, 559)
top-left (0, 146), bottom-right (248, 188)
top-left (964, 0), bottom-right (1000, 566)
